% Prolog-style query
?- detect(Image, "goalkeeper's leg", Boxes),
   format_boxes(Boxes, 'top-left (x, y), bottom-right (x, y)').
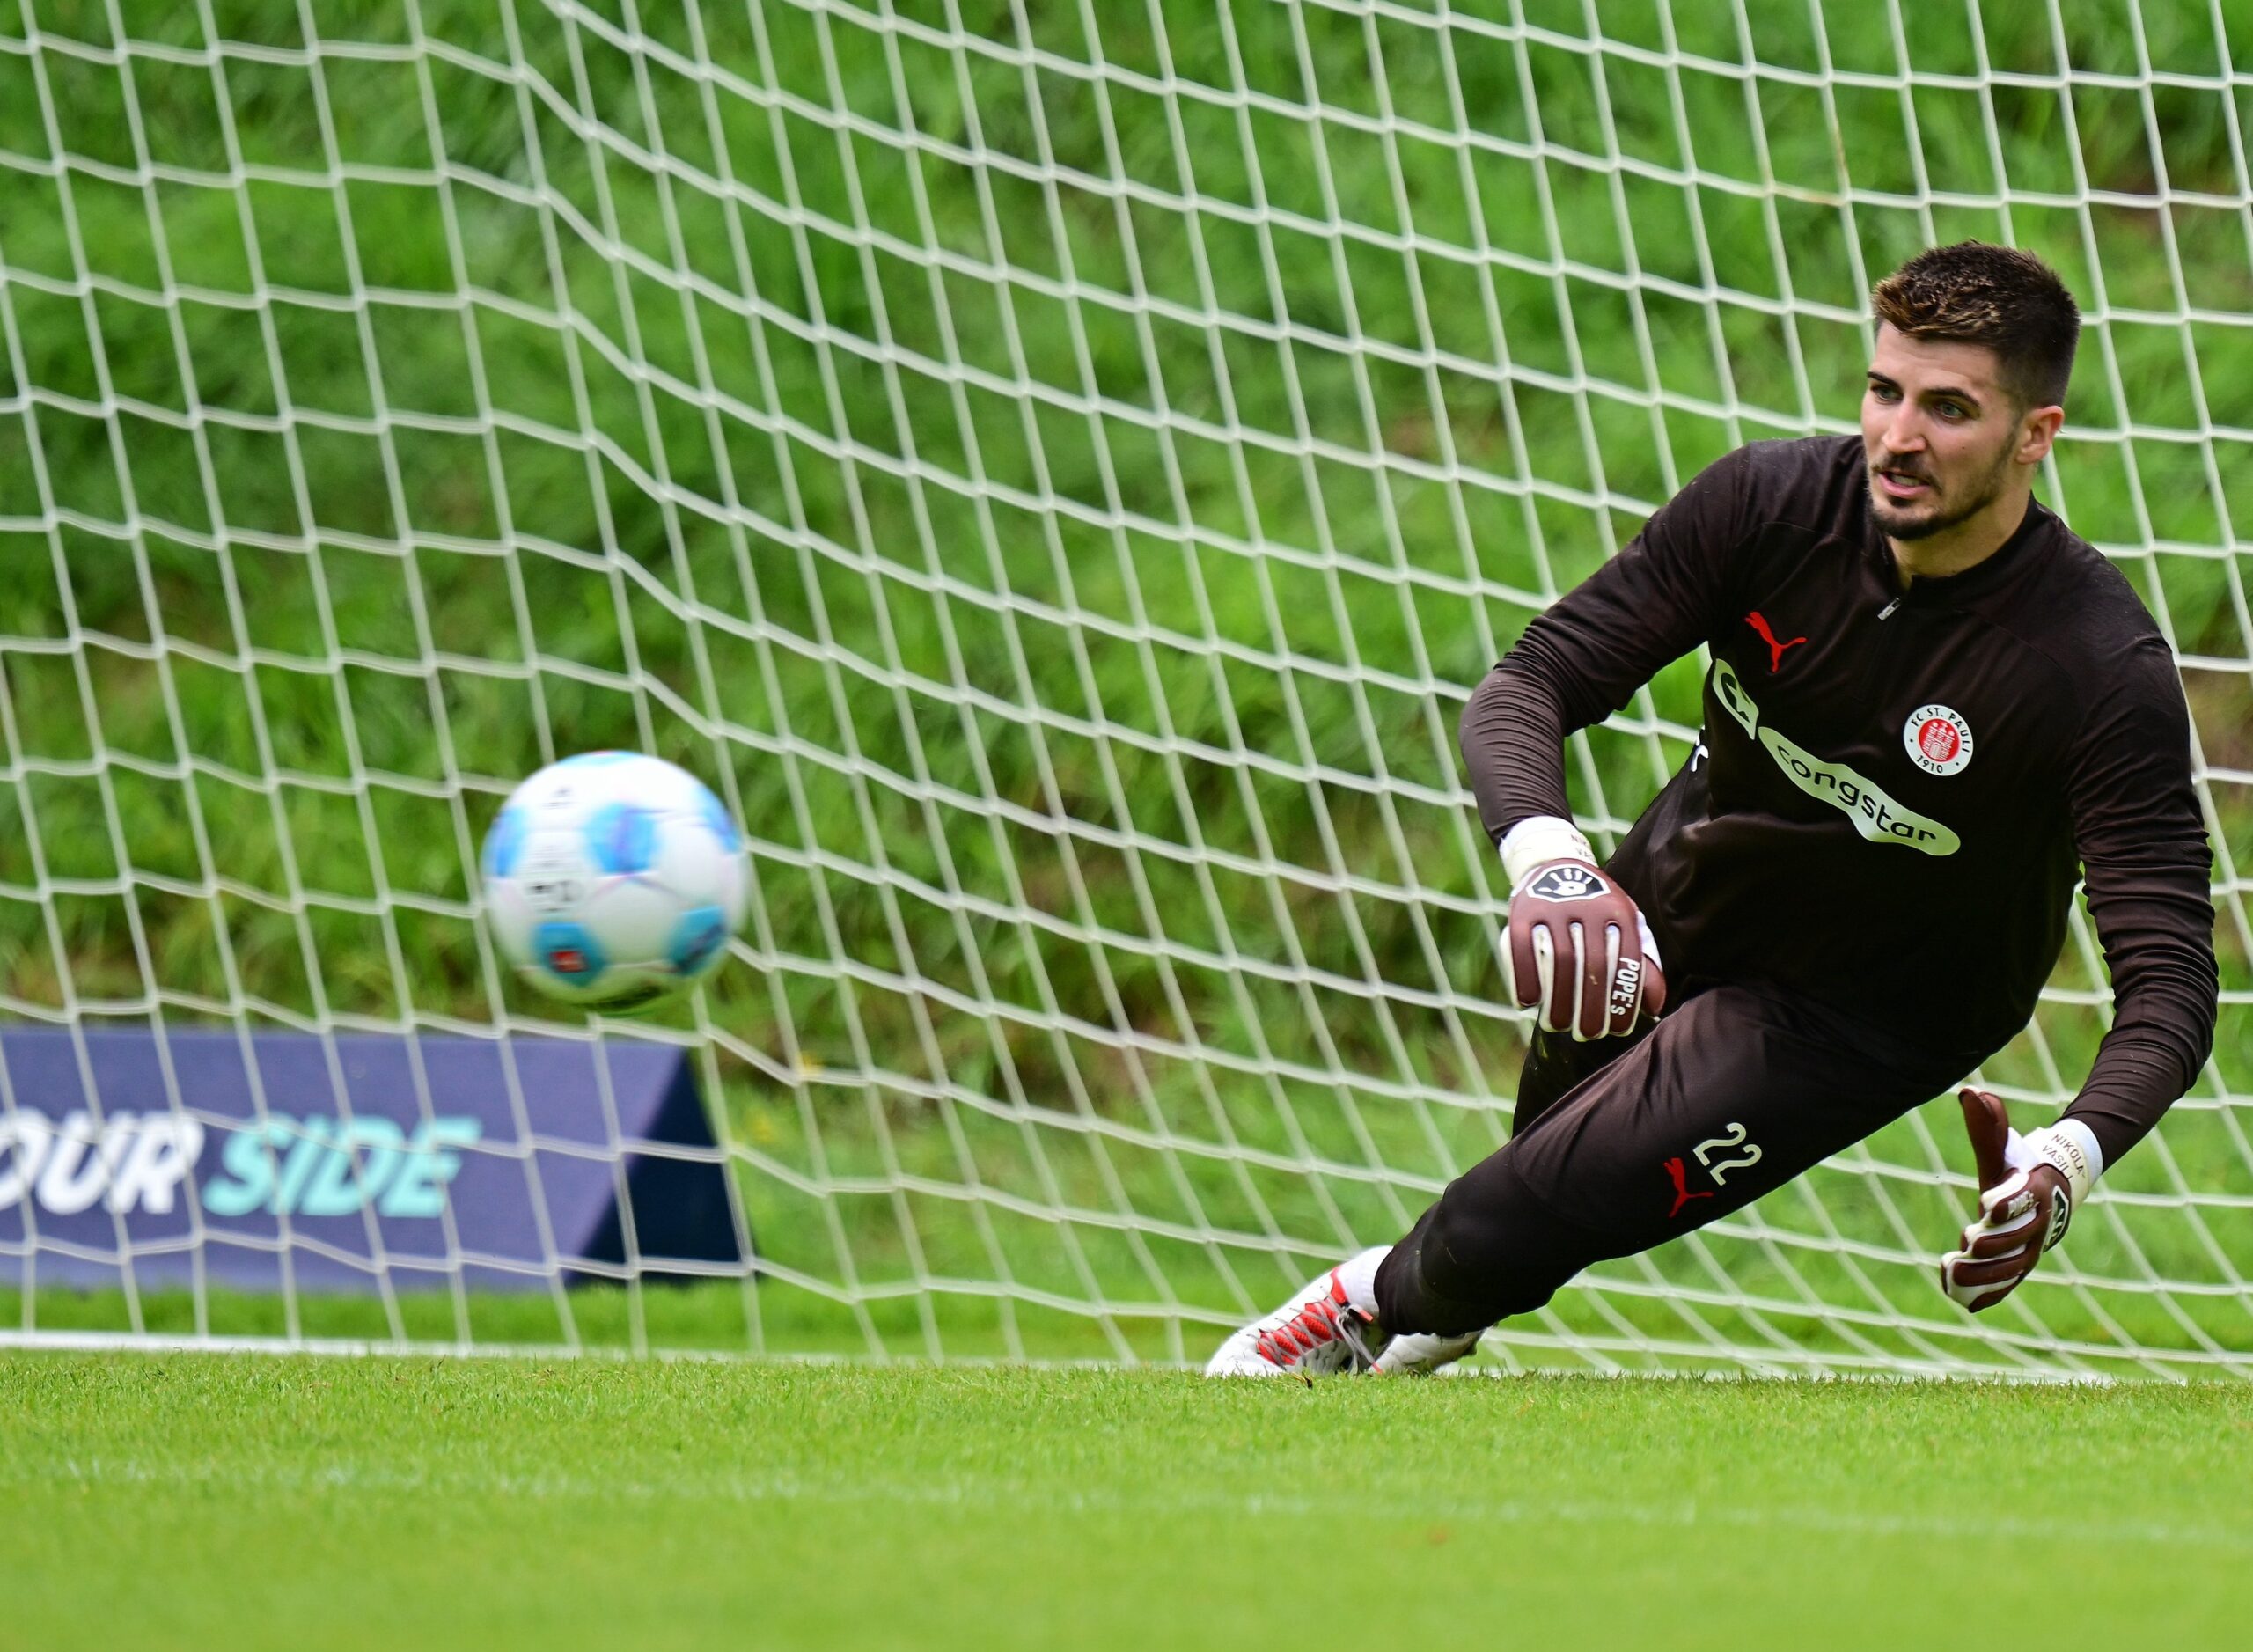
top-left (1361, 1017), bottom-right (1643, 1372)
top-left (1204, 980), bottom-right (1963, 1375)
top-left (1372, 981), bottom-right (1965, 1338)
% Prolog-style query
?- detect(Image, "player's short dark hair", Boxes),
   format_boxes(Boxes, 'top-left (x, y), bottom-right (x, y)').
top-left (1871, 243), bottom-right (2081, 411)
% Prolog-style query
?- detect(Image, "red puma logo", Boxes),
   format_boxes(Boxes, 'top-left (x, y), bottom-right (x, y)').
top-left (1744, 610), bottom-right (1808, 673)
top-left (1663, 1156), bottom-right (1713, 1220)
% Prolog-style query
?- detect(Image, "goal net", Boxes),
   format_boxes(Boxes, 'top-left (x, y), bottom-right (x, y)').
top-left (0, 0), bottom-right (2246, 1377)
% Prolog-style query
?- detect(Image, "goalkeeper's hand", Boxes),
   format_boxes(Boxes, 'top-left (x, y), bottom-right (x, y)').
top-left (1497, 816), bottom-right (1666, 1041)
top-left (1940, 1087), bottom-right (2099, 1312)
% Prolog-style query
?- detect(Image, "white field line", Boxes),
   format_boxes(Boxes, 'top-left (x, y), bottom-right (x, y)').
top-left (0, 1327), bottom-right (2132, 1383)
top-left (18, 1453), bottom-right (2253, 1553)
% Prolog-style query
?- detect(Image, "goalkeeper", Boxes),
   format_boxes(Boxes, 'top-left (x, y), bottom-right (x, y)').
top-left (1207, 242), bottom-right (2219, 1377)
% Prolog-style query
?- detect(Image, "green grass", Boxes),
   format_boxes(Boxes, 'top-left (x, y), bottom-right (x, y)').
top-left (0, 2), bottom-right (2248, 1367)
top-left (8, 1352), bottom-right (2253, 1650)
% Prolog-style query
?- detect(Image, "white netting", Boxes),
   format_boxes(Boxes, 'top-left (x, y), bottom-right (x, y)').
top-left (0, 0), bottom-right (2246, 1375)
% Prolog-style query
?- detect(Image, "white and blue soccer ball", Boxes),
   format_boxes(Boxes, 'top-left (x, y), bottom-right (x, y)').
top-left (481, 752), bottom-right (748, 1010)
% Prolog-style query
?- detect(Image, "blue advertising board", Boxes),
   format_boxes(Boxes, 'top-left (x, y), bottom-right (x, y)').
top-left (0, 1028), bottom-right (745, 1292)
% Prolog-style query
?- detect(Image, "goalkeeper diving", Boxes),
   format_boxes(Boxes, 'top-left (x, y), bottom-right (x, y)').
top-left (1207, 242), bottom-right (2220, 1377)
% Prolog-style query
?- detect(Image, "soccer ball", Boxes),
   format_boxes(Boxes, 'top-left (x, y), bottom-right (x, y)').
top-left (481, 752), bottom-right (748, 1010)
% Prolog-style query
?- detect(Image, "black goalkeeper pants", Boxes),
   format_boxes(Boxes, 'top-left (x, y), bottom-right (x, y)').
top-left (1371, 980), bottom-right (1969, 1337)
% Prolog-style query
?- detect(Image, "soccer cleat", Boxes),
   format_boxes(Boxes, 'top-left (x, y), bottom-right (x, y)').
top-left (1203, 1267), bottom-right (1381, 1377)
top-left (1370, 1329), bottom-right (1483, 1376)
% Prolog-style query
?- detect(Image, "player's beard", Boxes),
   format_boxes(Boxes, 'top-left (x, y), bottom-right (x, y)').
top-left (1867, 437), bottom-right (2015, 541)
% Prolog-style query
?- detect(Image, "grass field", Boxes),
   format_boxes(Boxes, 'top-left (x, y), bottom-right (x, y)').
top-left (9, 1351), bottom-right (2253, 1651)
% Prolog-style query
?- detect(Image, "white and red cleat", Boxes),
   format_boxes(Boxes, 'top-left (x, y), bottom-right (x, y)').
top-left (1204, 1264), bottom-right (1382, 1378)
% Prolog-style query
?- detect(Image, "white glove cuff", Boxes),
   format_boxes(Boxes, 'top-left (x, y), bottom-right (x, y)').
top-left (1500, 814), bottom-right (1596, 890)
top-left (2018, 1120), bottom-right (2103, 1208)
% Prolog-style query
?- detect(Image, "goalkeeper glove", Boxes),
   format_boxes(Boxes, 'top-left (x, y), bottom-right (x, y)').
top-left (1497, 815), bottom-right (1666, 1041)
top-left (1940, 1086), bottom-right (2102, 1312)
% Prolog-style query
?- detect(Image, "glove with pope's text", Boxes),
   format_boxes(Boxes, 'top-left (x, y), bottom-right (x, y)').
top-left (1497, 816), bottom-right (1666, 1041)
top-left (1940, 1087), bottom-right (2103, 1312)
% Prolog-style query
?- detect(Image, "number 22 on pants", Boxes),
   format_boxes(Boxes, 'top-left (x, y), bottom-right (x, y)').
top-left (1695, 1123), bottom-right (1762, 1185)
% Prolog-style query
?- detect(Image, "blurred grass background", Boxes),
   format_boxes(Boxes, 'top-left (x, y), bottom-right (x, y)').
top-left (0, 0), bottom-right (2249, 1372)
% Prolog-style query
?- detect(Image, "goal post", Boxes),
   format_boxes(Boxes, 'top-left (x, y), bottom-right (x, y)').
top-left (0, 0), bottom-right (2246, 1376)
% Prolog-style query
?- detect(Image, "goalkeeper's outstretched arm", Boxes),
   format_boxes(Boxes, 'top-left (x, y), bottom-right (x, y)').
top-left (1457, 452), bottom-right (1753, 1039)
top-left (2054, 634), bottom-right (2219, 1171)
top-left (1940, 631), bottom-right (2214, 1313)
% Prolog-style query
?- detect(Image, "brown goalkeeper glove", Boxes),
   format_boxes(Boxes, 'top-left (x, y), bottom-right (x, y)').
top-left (1497, 816), bottom-right (1666, 1042)
top-left (1939, 1087), bottom-right (2101, 1313)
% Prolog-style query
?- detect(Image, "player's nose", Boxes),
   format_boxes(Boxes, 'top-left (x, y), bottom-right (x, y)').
top-left (1880, 407), bottom-right (1927, 454)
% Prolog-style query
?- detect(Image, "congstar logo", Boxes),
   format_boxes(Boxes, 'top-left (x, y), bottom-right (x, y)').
top-left (1709, 660), bottom-right (1960, 856)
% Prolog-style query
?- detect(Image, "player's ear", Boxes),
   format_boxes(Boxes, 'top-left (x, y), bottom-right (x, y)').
top-left (2014, 401), bottom-right (2064, 466)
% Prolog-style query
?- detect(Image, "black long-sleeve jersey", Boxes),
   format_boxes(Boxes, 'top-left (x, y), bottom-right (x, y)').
top-left (1462, 433), bottom-right (2218, 1167)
